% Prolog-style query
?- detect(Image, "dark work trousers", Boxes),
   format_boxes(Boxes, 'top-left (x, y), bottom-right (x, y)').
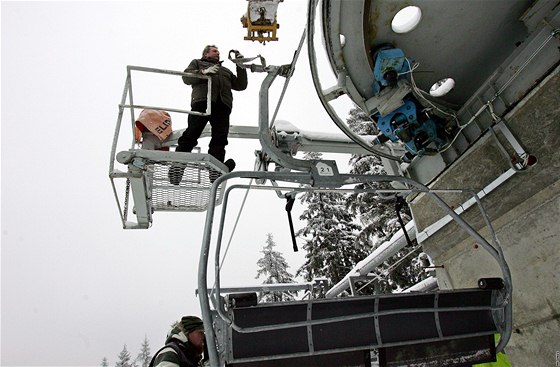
top-left (176, 100), bottom-right (231, 162)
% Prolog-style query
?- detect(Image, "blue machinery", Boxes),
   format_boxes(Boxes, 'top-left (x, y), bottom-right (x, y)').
top-left (373, 97), bottom-right (448, 161)
top-left (369, 45), bottom-right (451, 161)
top-left (108, 0), bottom-right (560, 365)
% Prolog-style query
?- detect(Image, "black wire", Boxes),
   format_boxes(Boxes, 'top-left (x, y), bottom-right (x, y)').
top-left (395, 196), bottom-right (413, 247)
top-left (285, 195), bottom-right (298, 252)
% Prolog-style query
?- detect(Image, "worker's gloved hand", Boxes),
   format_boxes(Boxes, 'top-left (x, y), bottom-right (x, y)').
top-left (234, 50), bottom-right (244, 59)
top-left (202, 64), bottom-right (219, 75)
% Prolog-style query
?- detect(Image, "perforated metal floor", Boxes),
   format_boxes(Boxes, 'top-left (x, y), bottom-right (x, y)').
top-left (146, 160), bottom-right (225, 212)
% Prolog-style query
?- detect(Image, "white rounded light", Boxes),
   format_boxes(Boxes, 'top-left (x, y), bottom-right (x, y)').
top-left (391, 6), bottom-right (422, 34)
top-left (340, 34), bottom-right (346, 47)
top-left (430, 78), bottom-right (455, 97)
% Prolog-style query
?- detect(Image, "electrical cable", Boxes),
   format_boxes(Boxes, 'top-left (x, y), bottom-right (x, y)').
top-left (402, 58), bottom-right (465, 155)
top-left (436, 27), bottom-right (557, 155)
top-left (270, 26), bottom-right (308, 128)
top-left (405, 59), bottom-right (458, 120)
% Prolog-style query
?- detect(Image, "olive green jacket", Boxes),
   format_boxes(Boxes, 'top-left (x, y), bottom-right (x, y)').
top-left (182, 57), bottom-right (248, 110)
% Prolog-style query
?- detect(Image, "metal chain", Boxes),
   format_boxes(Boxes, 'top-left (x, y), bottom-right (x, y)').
top-left (123, 178), bottom-right (130, 222)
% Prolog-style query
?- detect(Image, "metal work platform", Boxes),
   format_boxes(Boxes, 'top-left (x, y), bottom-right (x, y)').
top-left (113, 150), bottom-right (227, 229)
top-left (108, 65), bottom-right (225, 229)
top-left (107, 62), bottom-right (375, 229)
top-left (241, 0), bottom-right (282, 44)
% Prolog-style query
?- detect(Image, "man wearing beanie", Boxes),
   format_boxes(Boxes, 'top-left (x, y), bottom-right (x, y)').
top-left (150, 316), bottom-right (206, 367)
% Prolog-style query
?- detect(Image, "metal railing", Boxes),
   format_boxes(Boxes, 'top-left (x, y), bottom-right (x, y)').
top-left (108, 65), bottom-right (213, 228)
top-left (109, 65), bottom-right (212, 174)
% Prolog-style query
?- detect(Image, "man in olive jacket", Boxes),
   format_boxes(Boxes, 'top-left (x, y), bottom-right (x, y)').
top-left (150, 316), bottom-right (206, 367)
top-left (170, 45), bottom-right (248, 185)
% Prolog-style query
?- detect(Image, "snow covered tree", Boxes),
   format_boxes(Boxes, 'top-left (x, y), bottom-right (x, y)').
top-left (136, 335), bottom-right (151, 367)
top-left (256, 233), bottom-right (297, 302)
top-left (346, 107), bottom-right (427, 293)
top-left (100, 357), bottom-right (109, 367)
top-left (346, 107), bottom-right (377, 136)
top-left (115, 344), bottom-right (133, 367)
top-left (296, 152), bottom-right (370, 288)
top-left (292, 111), bottom-right (428, 295)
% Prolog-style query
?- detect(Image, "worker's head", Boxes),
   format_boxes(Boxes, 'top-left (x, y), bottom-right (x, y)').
top-left (202, 45), bottom-right (220, 61)
top-left (180, 316), bottom-right (205, 353)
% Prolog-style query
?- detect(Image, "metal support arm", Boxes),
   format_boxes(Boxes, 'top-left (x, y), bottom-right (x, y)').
top-left (258, 66), bottom-right (314, 172)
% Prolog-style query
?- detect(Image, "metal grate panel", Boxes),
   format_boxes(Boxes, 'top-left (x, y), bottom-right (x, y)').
top-left (146, 160), bottom-right (225, 212)
top-left (112, 150), bottom-right (229, 228)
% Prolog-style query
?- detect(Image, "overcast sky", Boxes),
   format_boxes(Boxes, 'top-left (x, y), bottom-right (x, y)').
top-left (1, 1), bottom-right (358, 366)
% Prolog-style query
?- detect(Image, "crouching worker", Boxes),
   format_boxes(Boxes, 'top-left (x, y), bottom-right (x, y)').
top-left (135, 109), bottom-right (173, 150)
top-left (150, 316), bottom-right (206, 367)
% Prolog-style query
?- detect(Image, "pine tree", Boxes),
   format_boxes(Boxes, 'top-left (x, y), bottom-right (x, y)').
top-left (115, 344), bottom-right (133, 367)
top-left (346, 107), bottom-right (376, 136)
top-left (346, 107), bottom-right (427, 293)
top-left (296, 152), bottom-right (370, 288)
top-left (137, 335), bottom-right (151, 367)
top-left (256, 233), bottom-right (297, 302)
top-left (101, 357), bottom-right (109, 367)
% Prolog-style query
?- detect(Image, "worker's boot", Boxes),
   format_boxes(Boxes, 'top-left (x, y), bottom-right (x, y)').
top-left (224, 159), bottom-right (236, 172)
top-left (168, 163), bottom-right (186, 185)
top-left (209, 159), bottom-right (236, 184)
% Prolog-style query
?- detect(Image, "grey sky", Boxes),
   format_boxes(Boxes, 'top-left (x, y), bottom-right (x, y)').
top-left (1, 1), bottom-right (355, 366)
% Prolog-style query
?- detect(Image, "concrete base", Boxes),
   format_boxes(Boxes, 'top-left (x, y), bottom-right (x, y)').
top-left (409, 66), bottom-right (560, 365)
top-left (507, 313), bottom-right (560, 367)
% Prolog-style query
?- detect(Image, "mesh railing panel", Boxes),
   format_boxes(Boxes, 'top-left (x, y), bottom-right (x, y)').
top-left (146, 161), bottom-right (225, 212)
